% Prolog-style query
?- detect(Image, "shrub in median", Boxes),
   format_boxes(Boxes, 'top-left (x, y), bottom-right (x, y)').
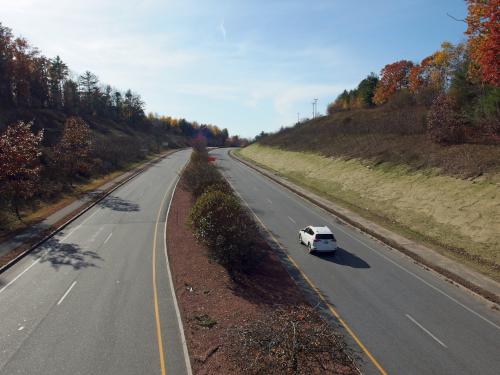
top-left (190, 190), bottom-right (241, 248)
top-left (182, 161), bottom-right (223, 197)
top-left (189, 189), bottom-right (262, 274)
top-left (184, 146), bottom-right (263, 274)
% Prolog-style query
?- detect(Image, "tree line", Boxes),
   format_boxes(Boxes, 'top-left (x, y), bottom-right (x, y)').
top-left (0, 22), bottom-right (242, 227)
top-left (0, 22), bottom-right (237, 144)
top-left (327, 0), bottom-right (499, 144)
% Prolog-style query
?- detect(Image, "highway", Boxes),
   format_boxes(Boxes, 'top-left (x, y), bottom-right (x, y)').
top-left (0, 149), bottom-right (191, 375)
top-left (212, 148), bottom-right (500, 375)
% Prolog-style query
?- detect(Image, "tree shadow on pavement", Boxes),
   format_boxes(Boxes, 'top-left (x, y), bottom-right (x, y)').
top-left (33, 238), bottom-right (103, 270)
top-left (317, 247), bottom-right (370, 268)
top-left (96, 194), bottom-right (140, 212)
top-left (229, 238), bottom-right (307, 308)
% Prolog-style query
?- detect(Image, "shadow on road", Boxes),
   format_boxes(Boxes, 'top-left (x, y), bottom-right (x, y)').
top-left (34, 238), bottom-right (103, 270)
top-left (96, 194), bottom-right (140, 212)
top-left (317, 247), bottom-right (370, 268)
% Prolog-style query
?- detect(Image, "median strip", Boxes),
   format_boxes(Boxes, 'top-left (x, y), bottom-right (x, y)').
top-left (165, 143), bottom-right (360, 374)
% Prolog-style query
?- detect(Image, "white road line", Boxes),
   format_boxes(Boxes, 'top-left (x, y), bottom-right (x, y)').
top-left (163, 172), bottom-right (193, 375)
top-left (267, 198), bottom-right (272, 204)
top-left (104, 232), bottom-right (113, 244)
top-left (89, 227), bottom-right (104, 243)
top-left (288, 216), bottom-right (296, 224)
top-left (59, 226), bottom-right (79, 242)
top-left (0, 206), bottom-right (100, 295)
top-left (0, 258), bottom-right (41, 294)
top-left (334, 224), bottom-right (500, 331)
top-left (59, 209), bottom-right (100, 242)
top-left (57, 281), bottom-right (77, 305)
top-left (406, 314), bottom-right (447, 348)
top-left (231, 154), bottom-right (500, 331)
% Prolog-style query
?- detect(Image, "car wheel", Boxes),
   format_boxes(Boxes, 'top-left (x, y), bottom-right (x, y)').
top-left (308, 242), bottom-right (313, 253)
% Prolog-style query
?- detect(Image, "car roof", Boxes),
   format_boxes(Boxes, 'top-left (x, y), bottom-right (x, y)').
top-left (309, 226), bottom-right (332, 234)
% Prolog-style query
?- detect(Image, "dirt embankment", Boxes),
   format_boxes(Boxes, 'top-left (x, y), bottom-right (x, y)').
top-left (166, 180), bottom-right (358, 374)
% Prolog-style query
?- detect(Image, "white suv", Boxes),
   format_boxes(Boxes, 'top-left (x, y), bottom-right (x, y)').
top-left (299, 226), bottom-right (337, 253)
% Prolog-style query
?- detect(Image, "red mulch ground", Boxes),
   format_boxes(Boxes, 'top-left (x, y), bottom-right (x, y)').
top-left (166, 182), bottom-right (356, 374)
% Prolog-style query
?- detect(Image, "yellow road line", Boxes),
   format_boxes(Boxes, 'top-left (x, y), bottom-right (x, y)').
top-left (230, 183), bottom-right (389, 375)
top-left (152, 184), bottom-right (174, 375)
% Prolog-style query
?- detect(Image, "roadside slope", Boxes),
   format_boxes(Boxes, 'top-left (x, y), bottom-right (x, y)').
top-left (238, 144), bottom-right (500, 281)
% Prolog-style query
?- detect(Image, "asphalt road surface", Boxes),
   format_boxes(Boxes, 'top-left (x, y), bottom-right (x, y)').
top-left (212, 148), bottom-right (500, 375)
top-left (0, 149), bottom-right (191, 375)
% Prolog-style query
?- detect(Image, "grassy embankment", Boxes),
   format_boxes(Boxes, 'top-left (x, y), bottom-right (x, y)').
top-left (239, 108), bottom-right (500, 281)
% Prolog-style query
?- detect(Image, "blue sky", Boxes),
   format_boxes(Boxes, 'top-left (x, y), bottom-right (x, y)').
top-left (1, 0), bottom-right (467, 138)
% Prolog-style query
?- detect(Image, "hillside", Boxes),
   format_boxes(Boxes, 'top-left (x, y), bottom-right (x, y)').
top-left (258, 106), bottom-right (500, 180)
top-left (241, 107), bottom-right (500, 280)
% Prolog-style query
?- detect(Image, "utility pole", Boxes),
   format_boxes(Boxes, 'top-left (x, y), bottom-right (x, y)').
top-left (314, 98), bottom-right (318, 118)
top-left (297, 112), bottom-right (300, 123)
top-left (312, 101), bottom-right (315, 119)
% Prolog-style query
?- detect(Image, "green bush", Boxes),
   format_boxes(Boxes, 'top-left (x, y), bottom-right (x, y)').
top-left (185, 146), bottom-right (263, 275)
top-left (189, 147), bottom-right (209, 165)
top-left (190, 190), bottom-right (242, 247)
top-left (182, 161), bottom-right (223, 197)
top-left (472, 87), bottom-right (500, 136)
top-left (212, 212), bottom-right (262, 273)
top-left (202, 180), bottom-right (233, 195)
top-left (189, 189), bottom-right (262, 274)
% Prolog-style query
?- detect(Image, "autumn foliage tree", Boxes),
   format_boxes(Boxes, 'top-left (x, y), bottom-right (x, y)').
top-left (373, 60), bottom-right (414, 104)
top-left (0, 122), bottom-right (43, 219)
top-left (465, 0), bottom-right (500, 85)
top-left (54, 117), bottom-right (93, 184)
top-left (427, 94), bottom-right (466, 144)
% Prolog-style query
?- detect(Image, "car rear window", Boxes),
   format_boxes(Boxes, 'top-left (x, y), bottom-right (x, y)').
top-left (315, 234), bottom-right (335, 240)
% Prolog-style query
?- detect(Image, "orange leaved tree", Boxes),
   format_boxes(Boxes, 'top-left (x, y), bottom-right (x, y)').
top-left (465, 0), bottom-right (500, 85)
top-left (373, 60), bottom-right (414, 104)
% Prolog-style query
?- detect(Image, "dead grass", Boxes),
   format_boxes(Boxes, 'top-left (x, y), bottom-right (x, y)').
top-left (239, 144), bottom-right (500, 280)
top-left (261, 107), bottom-right (500, 179)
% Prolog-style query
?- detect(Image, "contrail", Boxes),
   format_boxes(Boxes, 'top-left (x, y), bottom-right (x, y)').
top-left (219, 19), bottom-right (226, 40)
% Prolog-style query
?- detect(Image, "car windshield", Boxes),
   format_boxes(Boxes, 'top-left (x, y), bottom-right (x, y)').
top-left (315, 234), bottom-right (335, 240)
